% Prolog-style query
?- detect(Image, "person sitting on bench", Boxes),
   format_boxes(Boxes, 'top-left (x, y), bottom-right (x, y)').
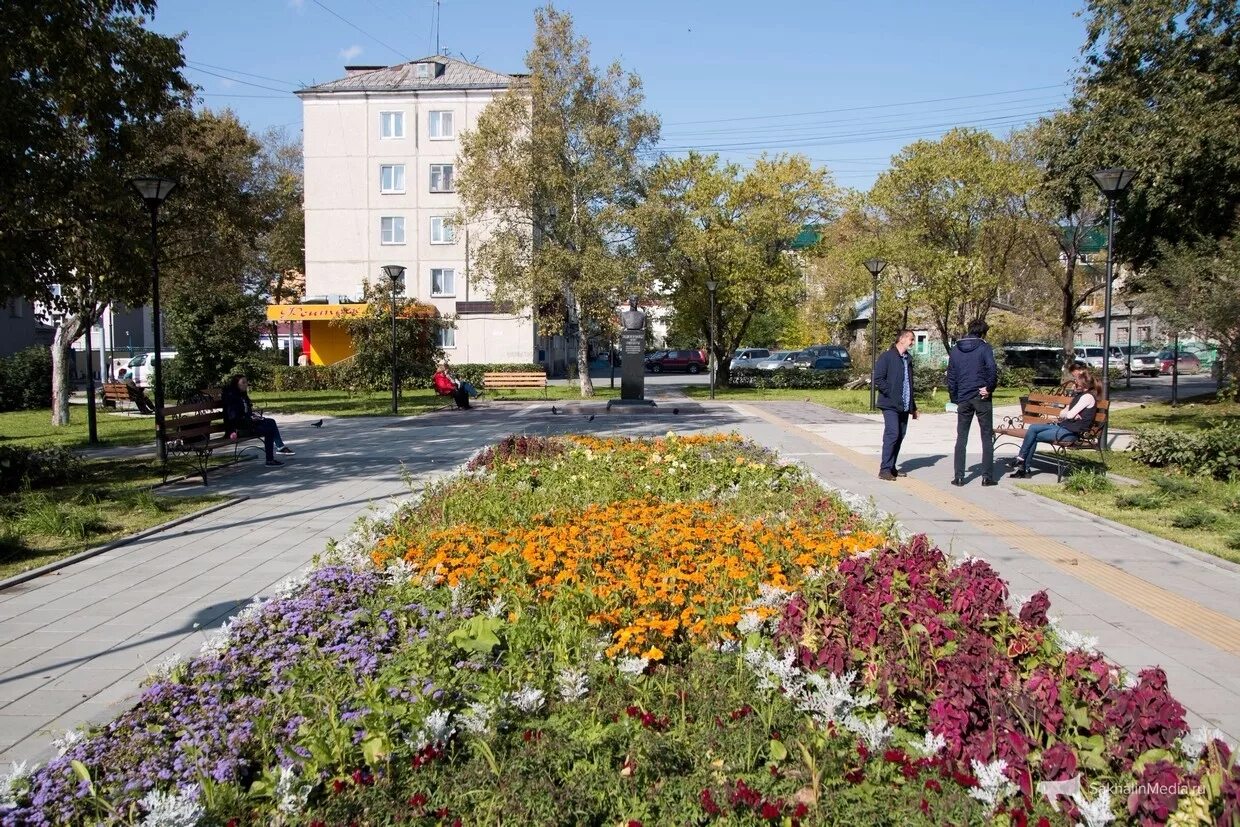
top-left (1010, 365), bottom-right (1100, 478)
top-left (118, 369), bottom-right (156, 415)
top-left (221, 374), bottom-right (292, 466)
top-left (432, 362), bottom-right (479, 409)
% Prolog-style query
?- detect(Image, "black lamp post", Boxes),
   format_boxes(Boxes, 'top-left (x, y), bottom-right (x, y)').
top-left (706, 279), bottom-right (718, 400)
top-left (1089, 168), bottom-right (1136, 449)
top-left (1124, 298), bottom-right (1136, 389)
top-left (864, 259), bottom-right (887, 411)
top-left (127, 175), bottom-right (177, 461)
top-left (381, 265), bottom-right (406, 415)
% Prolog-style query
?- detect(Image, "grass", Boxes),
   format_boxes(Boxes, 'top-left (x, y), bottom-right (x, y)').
top-left (0, 408), bottom-right (156, 450)
top-left (682, 384), bottom-right (1026, 413)
top-left (0, 457), bottom-right (223, 581)
top-left (1108, 394), bottom-right (1239, 433)
top-left (1022, 452), bottom-right (1240, 565)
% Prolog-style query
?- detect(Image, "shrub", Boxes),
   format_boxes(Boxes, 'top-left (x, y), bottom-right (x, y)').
top-left (0, 444), bottom-right (83, 494)
top-left (997, 365), bottom-right (1037, 389)
top-left (728, 367), bottom-right (849, 389)
top-left (0, 346), bottom-right (53, 411)
top-left (1114, 490), bottom-right (1163, 510)
top-left (264, 362), bottom-right (546, 393)
top-left (1131, 424), bottom-right (1240, 480)
top-left (1227, 531), bottom-right (1240, 551)
top-left (1170, 505), bottom-right (1220, 529)
top-left (1063, 469), bottom-right (1113, 494)
top-left (1148, 473), bottom-right (1201, 499)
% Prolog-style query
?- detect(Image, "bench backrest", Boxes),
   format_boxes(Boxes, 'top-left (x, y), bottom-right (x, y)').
top-left (482, 372), bottom-right (548, 388)
top-left (158, 400), bottom-right (227, 445)
top-left (101, 382), bottom-right (129, 401)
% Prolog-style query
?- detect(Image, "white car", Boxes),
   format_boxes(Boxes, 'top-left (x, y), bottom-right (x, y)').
top-left (1072, 346), bottom-right (1106, 371)
top-left (124, 352), bottom-right (177, 387)
top-left (729, 348), bottom-right (770, 370)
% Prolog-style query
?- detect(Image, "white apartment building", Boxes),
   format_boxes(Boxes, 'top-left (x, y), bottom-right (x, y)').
top-left (295, 56), bottom-right (537, 365)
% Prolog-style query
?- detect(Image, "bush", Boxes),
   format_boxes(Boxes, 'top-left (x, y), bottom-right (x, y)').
top-left (728, 367), bottom-right (849, 389)
top-left (1063, 468), bottom-right (1114, 494)
top-left (264, 362), bottom-right (545, 393)
top-left (1148, 473), bottom-right (1200, 499)
top-left (1131, 424), bottom-right (1240, 480)
top-left (1227, 530), bottom-right (1240, 551)
top-left (1170, 505), bottom-right (1220, 529)
top-left (997, 365), bottom-right (1037, 389)
top-left (0, 346), bottom-right (53, 412)
top-left (1114, 490), bottom-right (1163, 510)
top-left (0, 444), bottom-right (83, 494)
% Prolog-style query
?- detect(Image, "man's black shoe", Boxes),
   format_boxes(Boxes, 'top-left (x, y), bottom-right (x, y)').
top-left (1009, 469), bottom-right (1030, 479)
top-left (981, 478), bottom-right (998, 487)
top-left (265, 459), bottom-right (284, 467)
top-left (878, 470), bottom-right (897, 481)
top-left (950, 477), bottom-right (965, 486)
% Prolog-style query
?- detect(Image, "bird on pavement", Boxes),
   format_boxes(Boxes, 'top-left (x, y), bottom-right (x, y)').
top-left (673, 408), bottom-right (680, 415)
top-left (310, 419), bottom-right (323, 428)
top-left (551, 405), bottom-right (559, 415)
top-left (587, 414), bottom-right (595, 421)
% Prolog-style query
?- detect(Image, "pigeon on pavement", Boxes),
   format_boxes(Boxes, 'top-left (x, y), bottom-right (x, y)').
top-left (310, 419), bottom-right (323, 428)
top-left (587, 414), bottom-right (595, 421)
top-left (551, 405), bottom-right (559, 415)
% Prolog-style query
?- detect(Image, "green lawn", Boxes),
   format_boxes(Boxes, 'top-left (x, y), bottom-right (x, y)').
top-left (1108, 395), bottom-right (1239, 433)
top-left (0, 408), bottom-right (155, 450)
top-left (0, 457), bottom-right (223, 581)
top-left (683, 385), bottom-right (1025, 414)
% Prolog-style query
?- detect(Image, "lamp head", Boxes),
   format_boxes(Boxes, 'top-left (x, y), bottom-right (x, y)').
top-left (381, 264), bottom-right (406, 290)
top-left (1089, 168), bottom-right (1137, 199)
top-left (705, 280), bottom-right (717, 292)
top-left (863, 258), bottom-right (887, 278)
top-left (127, 176), bottom-right (178, 207)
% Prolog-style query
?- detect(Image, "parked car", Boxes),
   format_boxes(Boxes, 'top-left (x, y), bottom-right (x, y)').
top-left (729, 348), bottom-right (770, 370)
top-left (125, 351), bottom-right (178, 388)
top-left (808, 356), bottom-right (847, 371)
top-left (804, 344), bottom-right (852, 369)
top-left (1116, 345), bottom-right (1161, 377)
top-left (753, 351), bottom-right (812, 371)
top-left (1159, 350), bottom-right (1202, 375)
top-left (1072, 346), bottom-right (1107, 371)
top-left (646, 349), bottom-right (706, 374)
top-left (643, 350), bottom-right (668, 368)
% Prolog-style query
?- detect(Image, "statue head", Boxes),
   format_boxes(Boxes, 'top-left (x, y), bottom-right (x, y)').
top-left (628, 295), bottom-right (639, 311)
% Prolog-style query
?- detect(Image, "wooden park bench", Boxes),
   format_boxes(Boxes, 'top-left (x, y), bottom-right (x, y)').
top-left (993, 391), bottom-right (1110, 481)
top-left (481, 371), bottom-right (549, 398)
top-left (100, 380), bottom-right (153, 415)
top-left (157, 393), bottom-right (264, 485)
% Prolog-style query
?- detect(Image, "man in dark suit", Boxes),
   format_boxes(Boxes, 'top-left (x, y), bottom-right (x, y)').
top-left (947, 319), bottom-right (999, 486)
top-left (874, 329), bottom-right (918, 480)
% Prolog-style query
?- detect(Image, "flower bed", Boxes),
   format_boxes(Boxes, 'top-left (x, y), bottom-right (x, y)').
top-left (2, 434), bottom-right (1237, 826)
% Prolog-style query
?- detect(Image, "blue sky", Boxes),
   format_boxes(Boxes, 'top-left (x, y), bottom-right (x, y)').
top-left (149, 0), bottom-right (1087, 189)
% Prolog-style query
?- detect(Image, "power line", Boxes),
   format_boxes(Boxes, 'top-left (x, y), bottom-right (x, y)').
top-left (198, 93), bottom-right (292, 99)
top-left (311, 0), bottom-right (409, 61)
top-left (189, 66), bottom-right (295, 94)
top-left (186, 61), bottom-right (300, 88)
top-left (661, 83), bottom-right (1070, 127)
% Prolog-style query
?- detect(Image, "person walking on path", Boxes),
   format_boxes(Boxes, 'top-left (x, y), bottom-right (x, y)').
top-left (947, 319), bottom-right (999, 486)
top-left (222, 374), bottom-right (293, 466)
top-left (874, 329), bottom-right (918, 481)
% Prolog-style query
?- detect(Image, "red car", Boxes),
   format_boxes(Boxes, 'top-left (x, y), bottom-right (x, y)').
top-left (646, 349), bottom-right (706, 374)
top-left (1159, 351), bottom-right (1202, 375)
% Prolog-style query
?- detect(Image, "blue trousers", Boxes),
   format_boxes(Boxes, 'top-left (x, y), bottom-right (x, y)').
top-left (880, 408), bottom-right (909, 474)
top-left (1017, 423), bottom-right (1077, 469)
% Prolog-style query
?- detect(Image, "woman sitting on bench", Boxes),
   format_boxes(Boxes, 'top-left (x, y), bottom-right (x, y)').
top-left (432, 362), bottom-right (479, 410)
top-left (222, 374), bottom-right (293, 466)
top-left (1010, 365), bottom-right (1100, 478)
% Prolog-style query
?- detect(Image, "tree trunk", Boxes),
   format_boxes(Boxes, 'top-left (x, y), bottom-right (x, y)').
top-left (1060, 262), bottom-right (1077, 378)
top-left (50, 317), bottom-right (85, 426)
top-left (576, 332), bottom-right (594, 397)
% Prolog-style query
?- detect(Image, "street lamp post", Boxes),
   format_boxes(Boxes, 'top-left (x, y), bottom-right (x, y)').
top-left (864, 259), bottom-right (887, 411)
top-left (1124, 299), bottom-right (1136, 389)
top-left (706, 280), bottom-right (718, 400)
top-left (127, 176), bottom-right (178, 462)
top-left (1089, 168), bottom-right (1136, 449)
top-left (381, 265), bottom-right (406, 416)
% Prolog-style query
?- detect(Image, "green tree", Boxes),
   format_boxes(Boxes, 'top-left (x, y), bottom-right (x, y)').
top-left (335, 281), bottom-right (441, 391)
top-left (254, 127), bottom-right (306, 349)
top-left (456, 6), bottom-right (659, 396)
top-left (1072, 0), bottom-right (1240, 268)
top-left (1130, 227), bottom-right (1240, 400)
top-left (869, 128), bottom-right (1037, 351)
top-left (635, 152), bottom-right (838, 386)
top-left (0, 0), bottom-right (190, 300)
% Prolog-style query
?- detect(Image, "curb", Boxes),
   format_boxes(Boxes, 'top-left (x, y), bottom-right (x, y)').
top-left (0, 496), bottom-right (248, 592)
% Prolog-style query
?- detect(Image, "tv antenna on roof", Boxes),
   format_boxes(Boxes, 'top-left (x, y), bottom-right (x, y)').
top-left (433, 0), bottom-right (441, 55)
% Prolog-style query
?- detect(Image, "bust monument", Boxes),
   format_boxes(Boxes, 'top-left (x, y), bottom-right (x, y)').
top-left (619, 295), bottom-right (646, 331)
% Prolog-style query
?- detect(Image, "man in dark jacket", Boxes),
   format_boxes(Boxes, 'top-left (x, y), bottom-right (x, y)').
top-left (874, 329), bottom-right (918, 480)
top-left (947, 319), bottom-right (998, 486)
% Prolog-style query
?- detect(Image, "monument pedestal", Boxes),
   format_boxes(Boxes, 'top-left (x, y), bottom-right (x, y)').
top-left (606, 397), bottom-right (656, 409)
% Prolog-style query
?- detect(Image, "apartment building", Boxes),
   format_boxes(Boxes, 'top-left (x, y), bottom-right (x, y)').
top-left (295, 56), bottom-right (537, 365)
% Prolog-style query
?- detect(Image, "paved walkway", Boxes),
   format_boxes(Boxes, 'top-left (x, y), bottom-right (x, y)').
top-left (2, 397), bottom-right (1236, 765)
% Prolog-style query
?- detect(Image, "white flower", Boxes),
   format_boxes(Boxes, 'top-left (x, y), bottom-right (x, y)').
top-left (843, 712), bottom-right (893, 751)
top-left (382, 558), bottom-right (416, 585)
top-left (51, 728), bottom-right (85, 757)
top-left (968, 759), bottom-right (1016, 812)
top-left (414, 709), bottom-right (456, 749)
top-left (712, 639), bottom-right (741, 654)
top-left (743, 648), bottom-right (803, 696)
top-left (556, 668), bottom-right (589, 702)
top-left (140, 786), bottom-right (204, 827)
top-left (913, 730), bottom-right (947, 757)
top-left (797, 671), bottom-right (860, 724)
top-left (736, 612), bottom-right (765, 635)
top-left (484, 596), bottom-right (506, 618)
top-left (1, 761), bottom-right (35, 809)
top-left (1181, 726), bottom-right (1227, 761)
top-left (274, 766), bottom-right (311, 816)
top-left (459, 701), bottom-right (492, 735)
top-left (197, 618), bottom-right (235, 659)
top-left (151, 652), bottom-right (185, 681)
top-left (1051, 620), bottom-right (1099, 653)
top-left (617, 656), bottom-right (649, 677)
top-left (272, 570), bottom-right (311, 599)
top-left (1072, 785), bottom-right (1114, 827)
top-left (508, 686), bottom-right (545, 714)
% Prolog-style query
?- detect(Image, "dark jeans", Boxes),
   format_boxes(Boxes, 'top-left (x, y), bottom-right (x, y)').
top-left (1017, 423), bottom-right (1077, 469)
top-left (880, 408), bottom-right (909, 474)
top-left (953, 395), bottom-right (994, 479)
top-left (240, 417), bottom-right (283, 461)
top-left (452, 388), bottom-right (471, 409)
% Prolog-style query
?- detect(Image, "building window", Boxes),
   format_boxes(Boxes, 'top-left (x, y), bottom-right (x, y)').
top-left (428, 110), bottom-right (454, 139)
top-left (429, 216), bottom-right (455, 244)
top-left (380, 164), bottom-right (405, 193)
top-left (1138, 326), bottom-right (1152, 341)
top-left (380, 216), bottom-right (406, 245)
top-left (379, 111), bottom-right (404, 139)
top-left (431, 268), bottom-right (455, 296)
top-left (437, 325), bottom-right (456, 349)
top-left (415, 62), bottom-right (431, 79)
top-left (429, 164), bottom-right (454, 192)
top-left (916, 333), bottom-right (927, 353)
top-left (1094, 333), bottom-right (1103, 344)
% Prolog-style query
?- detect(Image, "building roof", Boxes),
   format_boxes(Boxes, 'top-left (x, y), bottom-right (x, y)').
top-left (298, 55), bottom-right (518, 95)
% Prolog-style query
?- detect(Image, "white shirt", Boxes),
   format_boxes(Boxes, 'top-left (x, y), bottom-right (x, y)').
top-left (1060, 392), bottom-right (1096, 421)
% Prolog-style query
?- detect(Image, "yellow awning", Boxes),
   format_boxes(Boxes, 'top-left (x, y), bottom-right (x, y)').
top-left (266, 303), bottom-right (438, 321)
